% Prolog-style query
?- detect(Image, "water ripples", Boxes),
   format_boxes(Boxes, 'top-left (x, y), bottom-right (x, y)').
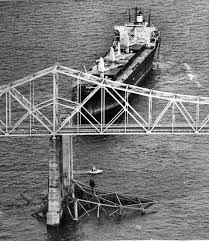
top-left (0, 0), bottom-right (209, 240)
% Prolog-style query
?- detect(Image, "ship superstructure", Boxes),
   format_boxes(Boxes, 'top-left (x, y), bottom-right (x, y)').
top-left (73, 7), bottom-right (160, 120)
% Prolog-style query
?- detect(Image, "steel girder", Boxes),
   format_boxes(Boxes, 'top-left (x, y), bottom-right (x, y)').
top-left (0, 64), bottom-right (209, 136)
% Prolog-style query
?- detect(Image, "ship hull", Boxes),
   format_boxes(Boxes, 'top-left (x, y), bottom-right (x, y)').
top-left (80, 46), bottom-right (157, 124)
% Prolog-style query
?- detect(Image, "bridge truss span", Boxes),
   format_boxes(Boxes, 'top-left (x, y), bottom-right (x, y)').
top-left (0, 64), bottom-right (209, 136)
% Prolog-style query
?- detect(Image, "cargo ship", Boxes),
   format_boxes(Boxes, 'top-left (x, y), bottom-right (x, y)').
top-left (73, 7), bottom-right (160, 123)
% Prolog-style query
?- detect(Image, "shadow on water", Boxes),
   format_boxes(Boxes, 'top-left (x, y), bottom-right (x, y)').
top-left (46, 222), bottom-right (82, 241)
top-left (140, 68), bottom-right (158, 89)
top-left (45, 208), bottom-right (158, 241)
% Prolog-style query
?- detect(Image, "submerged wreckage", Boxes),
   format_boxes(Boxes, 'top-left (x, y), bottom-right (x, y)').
top-left (33, 180), bottom-right (156, 221)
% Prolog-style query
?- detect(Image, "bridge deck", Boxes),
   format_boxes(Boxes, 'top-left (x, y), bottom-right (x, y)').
top-left (1, 64), bottom-right (209, 137)
top-left (1, 124), bottom-right (209, 136)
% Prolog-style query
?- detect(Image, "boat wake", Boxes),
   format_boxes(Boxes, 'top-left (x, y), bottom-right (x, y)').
top-left (73, 170), bottom-right (89, 175)
top-left (183, 63), bottom-right (201, 88)
top-left (153, 61), bottom-right (202, 90)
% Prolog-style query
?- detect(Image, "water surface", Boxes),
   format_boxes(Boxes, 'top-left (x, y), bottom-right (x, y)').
top-left (0, 0), bottom-right (209, 240)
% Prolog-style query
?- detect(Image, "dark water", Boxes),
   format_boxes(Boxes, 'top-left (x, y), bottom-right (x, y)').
top-left (0, 0), bottom-right (209, 240)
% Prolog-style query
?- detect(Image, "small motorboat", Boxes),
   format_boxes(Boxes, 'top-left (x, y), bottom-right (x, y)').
top-left (88, 166), bottom-right (103, 175)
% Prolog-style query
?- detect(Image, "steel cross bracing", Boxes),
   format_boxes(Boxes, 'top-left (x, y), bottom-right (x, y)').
top-left (0, 64), bottom-right (209, 137)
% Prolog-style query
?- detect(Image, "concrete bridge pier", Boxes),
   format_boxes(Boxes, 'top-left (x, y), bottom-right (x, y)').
top-left (62, 135), bottom-right (73, 193)
top-left (47, 135), bottom-right (75, 226)
top-left (47, 136), bottom-right (63, 226)
top-left (62, 135), bottom-right (78, 220)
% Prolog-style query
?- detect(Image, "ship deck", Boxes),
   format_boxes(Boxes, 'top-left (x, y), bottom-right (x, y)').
top-left (116, 48), bottom-right (152, 83)
top-left (89, 52), bottom-right (134, 77)
top-left (88, 46), bottom-right (153, 83)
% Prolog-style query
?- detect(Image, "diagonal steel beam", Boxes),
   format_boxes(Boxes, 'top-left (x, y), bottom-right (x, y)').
top-left (102, 108), bottom-right (125, 133)
top-left (104, 87), bottom-right (148, 132)
top-left (78, 107), bottom-right (101, 133)
top-left (0, 66), bottom-right (55, 96)
top-left (9, 88), bottom-right (53, 132)
top-left (151, 100), bottom-right (172, 131)
top-left (108, 85), bottom-right (148, 126)
top-left (57, 85), bottom-right (101, 132)
top-left (175, 102), bottom-right (196, 132)
top-left (178, 102), bottom-right (195, 124)
top-left (9, 112), bottom-right (30, 134)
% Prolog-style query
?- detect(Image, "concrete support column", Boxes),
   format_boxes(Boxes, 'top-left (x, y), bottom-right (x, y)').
top-left (62, 135), bottom-right (78, 220)
top-left (47, 136), bottom-right (62, 226)
top-left (62, 135), bottom-right (73, 192)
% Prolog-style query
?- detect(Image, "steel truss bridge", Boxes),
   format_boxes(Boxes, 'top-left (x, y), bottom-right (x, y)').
top-left (0, 63), bottom-right (209, 137)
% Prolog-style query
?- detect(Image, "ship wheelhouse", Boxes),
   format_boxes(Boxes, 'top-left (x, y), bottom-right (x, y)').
top-left (113, 8), bottom-right (160, 50)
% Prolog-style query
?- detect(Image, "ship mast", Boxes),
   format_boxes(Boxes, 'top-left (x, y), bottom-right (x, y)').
top-left (148, 10), bottom-right (151, 27)
top-left (128, 8), bottom-right (131, 23)
top-left (134, 7), bottom-right (138, 24)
